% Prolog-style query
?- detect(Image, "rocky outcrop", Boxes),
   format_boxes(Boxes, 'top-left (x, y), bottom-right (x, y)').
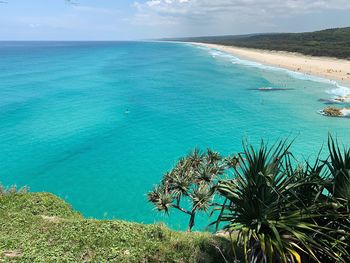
top-left (320, 106), bottom-right (350, 117)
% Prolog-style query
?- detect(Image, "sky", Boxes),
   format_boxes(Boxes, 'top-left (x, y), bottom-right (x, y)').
top-left (0, 0), bottom-right (349, 40)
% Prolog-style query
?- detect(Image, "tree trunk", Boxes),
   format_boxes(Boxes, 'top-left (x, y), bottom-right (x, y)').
top-left (188, 212), bottom-right (196, 232)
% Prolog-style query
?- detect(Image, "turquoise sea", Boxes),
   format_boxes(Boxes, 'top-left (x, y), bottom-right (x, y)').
top-left (0, 41), bottom-right (349, 230)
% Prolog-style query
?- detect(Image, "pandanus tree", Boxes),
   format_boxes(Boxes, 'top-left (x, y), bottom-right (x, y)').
top-left (322, 136), bottom-right (350, 256)
top-left (326, 136), bottom-right (350, 204)
top-left (148, 136), bottom-right (350, 261)
top-left (214, 139), bottom-right (350, 263)
top-left (148, 149), bottom-right (235, 231)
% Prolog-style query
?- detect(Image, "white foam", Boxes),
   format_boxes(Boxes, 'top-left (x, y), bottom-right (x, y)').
top-left (326, 97), bottom-right (350, 104)
top-left (192, 44), bottom-right (350, 95)
top-left (326, 85), bottom-right (350, 97)
top-left (341, 109), bottom-right (350, 117)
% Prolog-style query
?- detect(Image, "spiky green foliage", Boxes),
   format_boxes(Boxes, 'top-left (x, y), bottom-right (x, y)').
top-left (321, 135), bottom-right (350, 260)
top-left (148, 149), bottom-right (227, 231)
top-left (214, 140), bottom-right (350, 263)
top-left (327, 135), bottom-right (350, 203)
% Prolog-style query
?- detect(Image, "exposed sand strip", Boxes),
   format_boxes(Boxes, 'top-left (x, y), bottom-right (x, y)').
top-left (191, 42), bottom-right (350, 86)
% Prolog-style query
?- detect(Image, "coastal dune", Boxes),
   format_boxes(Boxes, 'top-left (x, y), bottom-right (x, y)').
top-left (192, 42), bottom-right (350, 86)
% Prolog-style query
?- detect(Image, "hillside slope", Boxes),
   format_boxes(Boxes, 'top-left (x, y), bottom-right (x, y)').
top-left (0, 192), bottom-right (232, 263)
top-left (165, 27), bottom-right (350, 59)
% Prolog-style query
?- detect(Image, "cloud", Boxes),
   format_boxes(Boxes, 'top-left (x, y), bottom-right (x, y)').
top-left (132, 0), bottom-right (350, 36)
top-left (136, 0), bottom-right (350, 15)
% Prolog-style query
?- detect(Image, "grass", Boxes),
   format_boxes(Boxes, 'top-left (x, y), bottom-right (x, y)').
top-left (0, 192), bottom-right (232, 262)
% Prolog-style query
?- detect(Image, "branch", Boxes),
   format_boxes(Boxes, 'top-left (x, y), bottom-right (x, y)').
top-left (171, 204), bottom-right (191, 215)
top-left (176, 196), bottom-right (180, 206)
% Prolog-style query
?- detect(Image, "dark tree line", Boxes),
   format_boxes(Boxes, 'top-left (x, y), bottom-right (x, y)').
top-left (165, 27), bottom-right (350, 59)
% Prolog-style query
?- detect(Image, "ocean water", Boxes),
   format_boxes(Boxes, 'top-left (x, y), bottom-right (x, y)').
top-left (0, 41), bottom-right (349, 230)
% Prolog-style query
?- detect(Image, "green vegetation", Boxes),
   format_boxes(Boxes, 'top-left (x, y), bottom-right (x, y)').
top-left (148, 149), bottom-right (236, 231)
top-left (150, 136), bottom-right (350, 262)
top-left (215, 139), bottom-right (349, 262)
top-left (1, 136), bottom-right (350, 262)
top-left (165, 27), bottom-right (350, 59)
top-left (0, 192), bottom-right (232, 262)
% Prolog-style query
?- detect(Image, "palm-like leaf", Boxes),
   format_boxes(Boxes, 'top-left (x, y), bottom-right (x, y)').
top-left (191, 183), bottom-right (215, 212)
top-left (215, 140), bottom-right (349, 263)
top-left (327, 135), bottom-right (350, 202)
top-left (169, 172), bottom-right (191, 199)
top-left (225, 155), bottom-right (241, 168)
top-left (147, 185), bottom-right (174, 213)
top-left (187, 148), bottom-right (204, 169)
top-left (206, 149), bottom-right (221, 164)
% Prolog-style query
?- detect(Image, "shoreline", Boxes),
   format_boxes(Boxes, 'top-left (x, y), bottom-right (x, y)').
top-left (190, 42), bottom-right (350, 87)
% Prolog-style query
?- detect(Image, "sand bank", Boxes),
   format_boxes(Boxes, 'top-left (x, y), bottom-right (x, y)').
top-left (191, 42), bottom-right (350, 86)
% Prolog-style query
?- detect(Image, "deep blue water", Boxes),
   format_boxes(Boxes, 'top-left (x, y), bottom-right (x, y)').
top-left (0, 41), bottom-right (349, 230)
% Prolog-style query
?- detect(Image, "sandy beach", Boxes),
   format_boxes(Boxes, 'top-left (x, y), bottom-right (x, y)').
top-left (192, 42), bottom-right (350, 86)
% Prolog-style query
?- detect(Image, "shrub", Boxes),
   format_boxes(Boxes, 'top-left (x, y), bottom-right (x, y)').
top-left (214, 138), bottom-right (349, 263)
top-left (148, 149), bottom-right (238, 231)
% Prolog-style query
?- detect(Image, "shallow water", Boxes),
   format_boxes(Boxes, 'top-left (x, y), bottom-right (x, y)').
top-left (0, 41), bottom-right (349, 230)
